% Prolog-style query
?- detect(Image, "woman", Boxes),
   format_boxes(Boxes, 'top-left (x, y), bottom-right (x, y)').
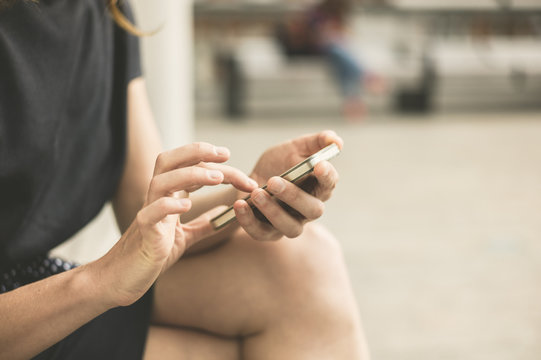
top-left (0, 0), bottom-right (369, 359)
top-left (277, 0), bottom-right (383, 121)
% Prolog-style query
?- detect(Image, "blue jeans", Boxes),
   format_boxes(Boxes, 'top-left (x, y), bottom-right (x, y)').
top-left (323, 43), bottom-right (363, 98)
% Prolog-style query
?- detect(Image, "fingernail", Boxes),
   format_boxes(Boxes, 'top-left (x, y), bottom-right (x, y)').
top-left (237, 205), bottom-right (247, 215)
top-left (178, 198), bottom-right (190, 207)
top-left (253, 192), bottom-right (266, 205)
top-left (207, 170), bottom-right (223, 180)
top-left (247, 178), bottom-right (259, 188)
top-left (215, 146), bottom-right (229, 156)
top-left (268, 178), bottom-right (285, 194)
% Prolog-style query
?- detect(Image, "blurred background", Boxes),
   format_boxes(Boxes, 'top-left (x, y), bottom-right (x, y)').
top-left (55, 0), bottom-right (541, 358)
top-left (194, 0), bottom-right (541, 119)
top-left (192, 0), bottom-right (541, 358)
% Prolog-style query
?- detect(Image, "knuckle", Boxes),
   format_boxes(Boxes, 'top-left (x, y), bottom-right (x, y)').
top-left (293, 187), bottom-right (303, 202)
top-left (236, 211), bottom-right (252, 228)
top-left (263, 202), bottom-right (280, 219)
top-left (284, 185), bottom-right (300, 203)
top-left (189, 166), bottom-right (207, 181)
top-left (193, 142), bottom-right (204, 153)
top-left (156, 197), bottom-right (170, 212)
top-left (287, 226), bottom-right (303, 238)
top-left (224, 166), bottom-right (238, 178)
top-left (310, 201), bottom-right (325, 219)
top-left (136, 211), bottom-right (148, 227)
top-left (193, 142), bottom-right (211, 154)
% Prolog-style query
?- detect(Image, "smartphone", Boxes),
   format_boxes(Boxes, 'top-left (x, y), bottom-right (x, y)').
top-left (210, 143), bottom-right (341, 230)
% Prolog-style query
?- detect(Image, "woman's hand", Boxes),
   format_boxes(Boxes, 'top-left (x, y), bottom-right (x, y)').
top-left (233, 130), bottom-right (343, 241)
top-left (94, 142), bottom-right (257, 307)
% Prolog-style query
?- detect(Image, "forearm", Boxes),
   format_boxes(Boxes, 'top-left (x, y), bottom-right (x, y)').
top-left (0, 264), bottom-right (111, 359)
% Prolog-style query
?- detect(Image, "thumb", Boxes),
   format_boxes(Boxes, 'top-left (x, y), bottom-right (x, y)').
top-left (182, 205), bottom-right (229, 249)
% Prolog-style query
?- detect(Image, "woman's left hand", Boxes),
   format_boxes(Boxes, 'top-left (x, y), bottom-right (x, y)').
top-left (233, 130), bottom-right (343, 241)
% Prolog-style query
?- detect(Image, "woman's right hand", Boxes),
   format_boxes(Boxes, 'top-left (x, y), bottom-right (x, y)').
top-left (92, 142), bottom-right (258, 307)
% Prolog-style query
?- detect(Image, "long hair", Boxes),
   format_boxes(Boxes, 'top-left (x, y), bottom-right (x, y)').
top-left (107, 0), bottom-right (148, 36)
top-left (0, 0), bottom-right (144, 36)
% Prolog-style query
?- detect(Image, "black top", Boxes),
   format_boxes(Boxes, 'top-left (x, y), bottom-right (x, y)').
top-left (0, 0), bottom-right (141, 264)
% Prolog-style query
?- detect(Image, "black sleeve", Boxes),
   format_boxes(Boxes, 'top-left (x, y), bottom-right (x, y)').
top-left (115, 1), bottom-right (142, 81)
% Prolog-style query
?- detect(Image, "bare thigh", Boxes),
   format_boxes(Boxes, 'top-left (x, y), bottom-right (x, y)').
top-left (143, 325), bottom-right (239, 360)
top-left (150, 228), bottom-right (293, 336)
top-left (147, 223), bottom-right (368, 359)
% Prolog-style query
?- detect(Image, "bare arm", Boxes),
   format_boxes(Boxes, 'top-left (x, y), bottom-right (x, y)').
top-left (0, 78), bottom-right (156, 359)
top-left (0, 78), bottom-right (253, 359)
top-left (0, 264), bottom-right (112, 359)
top-left (112, 78), bottom-right (162, 232)
top-left (113, 78), bottom-right (254, 253)
top-left (111, 79), bottom-right (343, 256)
top-left (0, 79), bottom-right (155, 359)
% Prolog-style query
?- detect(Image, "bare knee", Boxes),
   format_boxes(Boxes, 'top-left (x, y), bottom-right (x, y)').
top-left (299, 222), bottom-right (343, 260)
top-left (264, 222), bottom-right (359, 324)
top-left (245, 223), bottom-right (367, 357)
top-left (276, 222), bottom-right (346, 286)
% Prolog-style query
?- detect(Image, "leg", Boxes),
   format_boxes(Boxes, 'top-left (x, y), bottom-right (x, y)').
top-left (144, 325), bottom-right (239, 360)
top-left (323, 43), bottom-right (367, 122)
top-left (147, 222), bottom-right (369, 359)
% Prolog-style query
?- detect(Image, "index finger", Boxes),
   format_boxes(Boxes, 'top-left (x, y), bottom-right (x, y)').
top-left (154, 142), bottom-right (230, 175)
top-left (291, 130), bottom-right (344, 157)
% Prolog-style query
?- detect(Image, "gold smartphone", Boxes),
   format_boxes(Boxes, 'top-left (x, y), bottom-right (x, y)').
top-left (210, 143), bottom-right (341, 230)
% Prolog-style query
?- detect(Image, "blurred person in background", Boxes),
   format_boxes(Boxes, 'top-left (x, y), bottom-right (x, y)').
top-left (0, 0), bottom-right (369, 359)
top-left (276, 0), bottom-right (383, 121)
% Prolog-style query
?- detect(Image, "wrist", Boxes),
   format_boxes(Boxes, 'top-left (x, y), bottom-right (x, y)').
top-left (71, 262), bottom-right (117, 312)
top-left (88, 223), bottom-right (163, 308)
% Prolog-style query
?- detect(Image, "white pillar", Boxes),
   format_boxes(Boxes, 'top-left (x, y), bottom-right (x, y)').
top-left (51, 0), bottom-right (194, 263)
top-left (132, 0), bottom-right (194, 148)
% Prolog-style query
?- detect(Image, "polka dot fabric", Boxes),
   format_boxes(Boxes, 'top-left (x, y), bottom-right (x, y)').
top-left (0, 255), bottom-right (78, 293)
